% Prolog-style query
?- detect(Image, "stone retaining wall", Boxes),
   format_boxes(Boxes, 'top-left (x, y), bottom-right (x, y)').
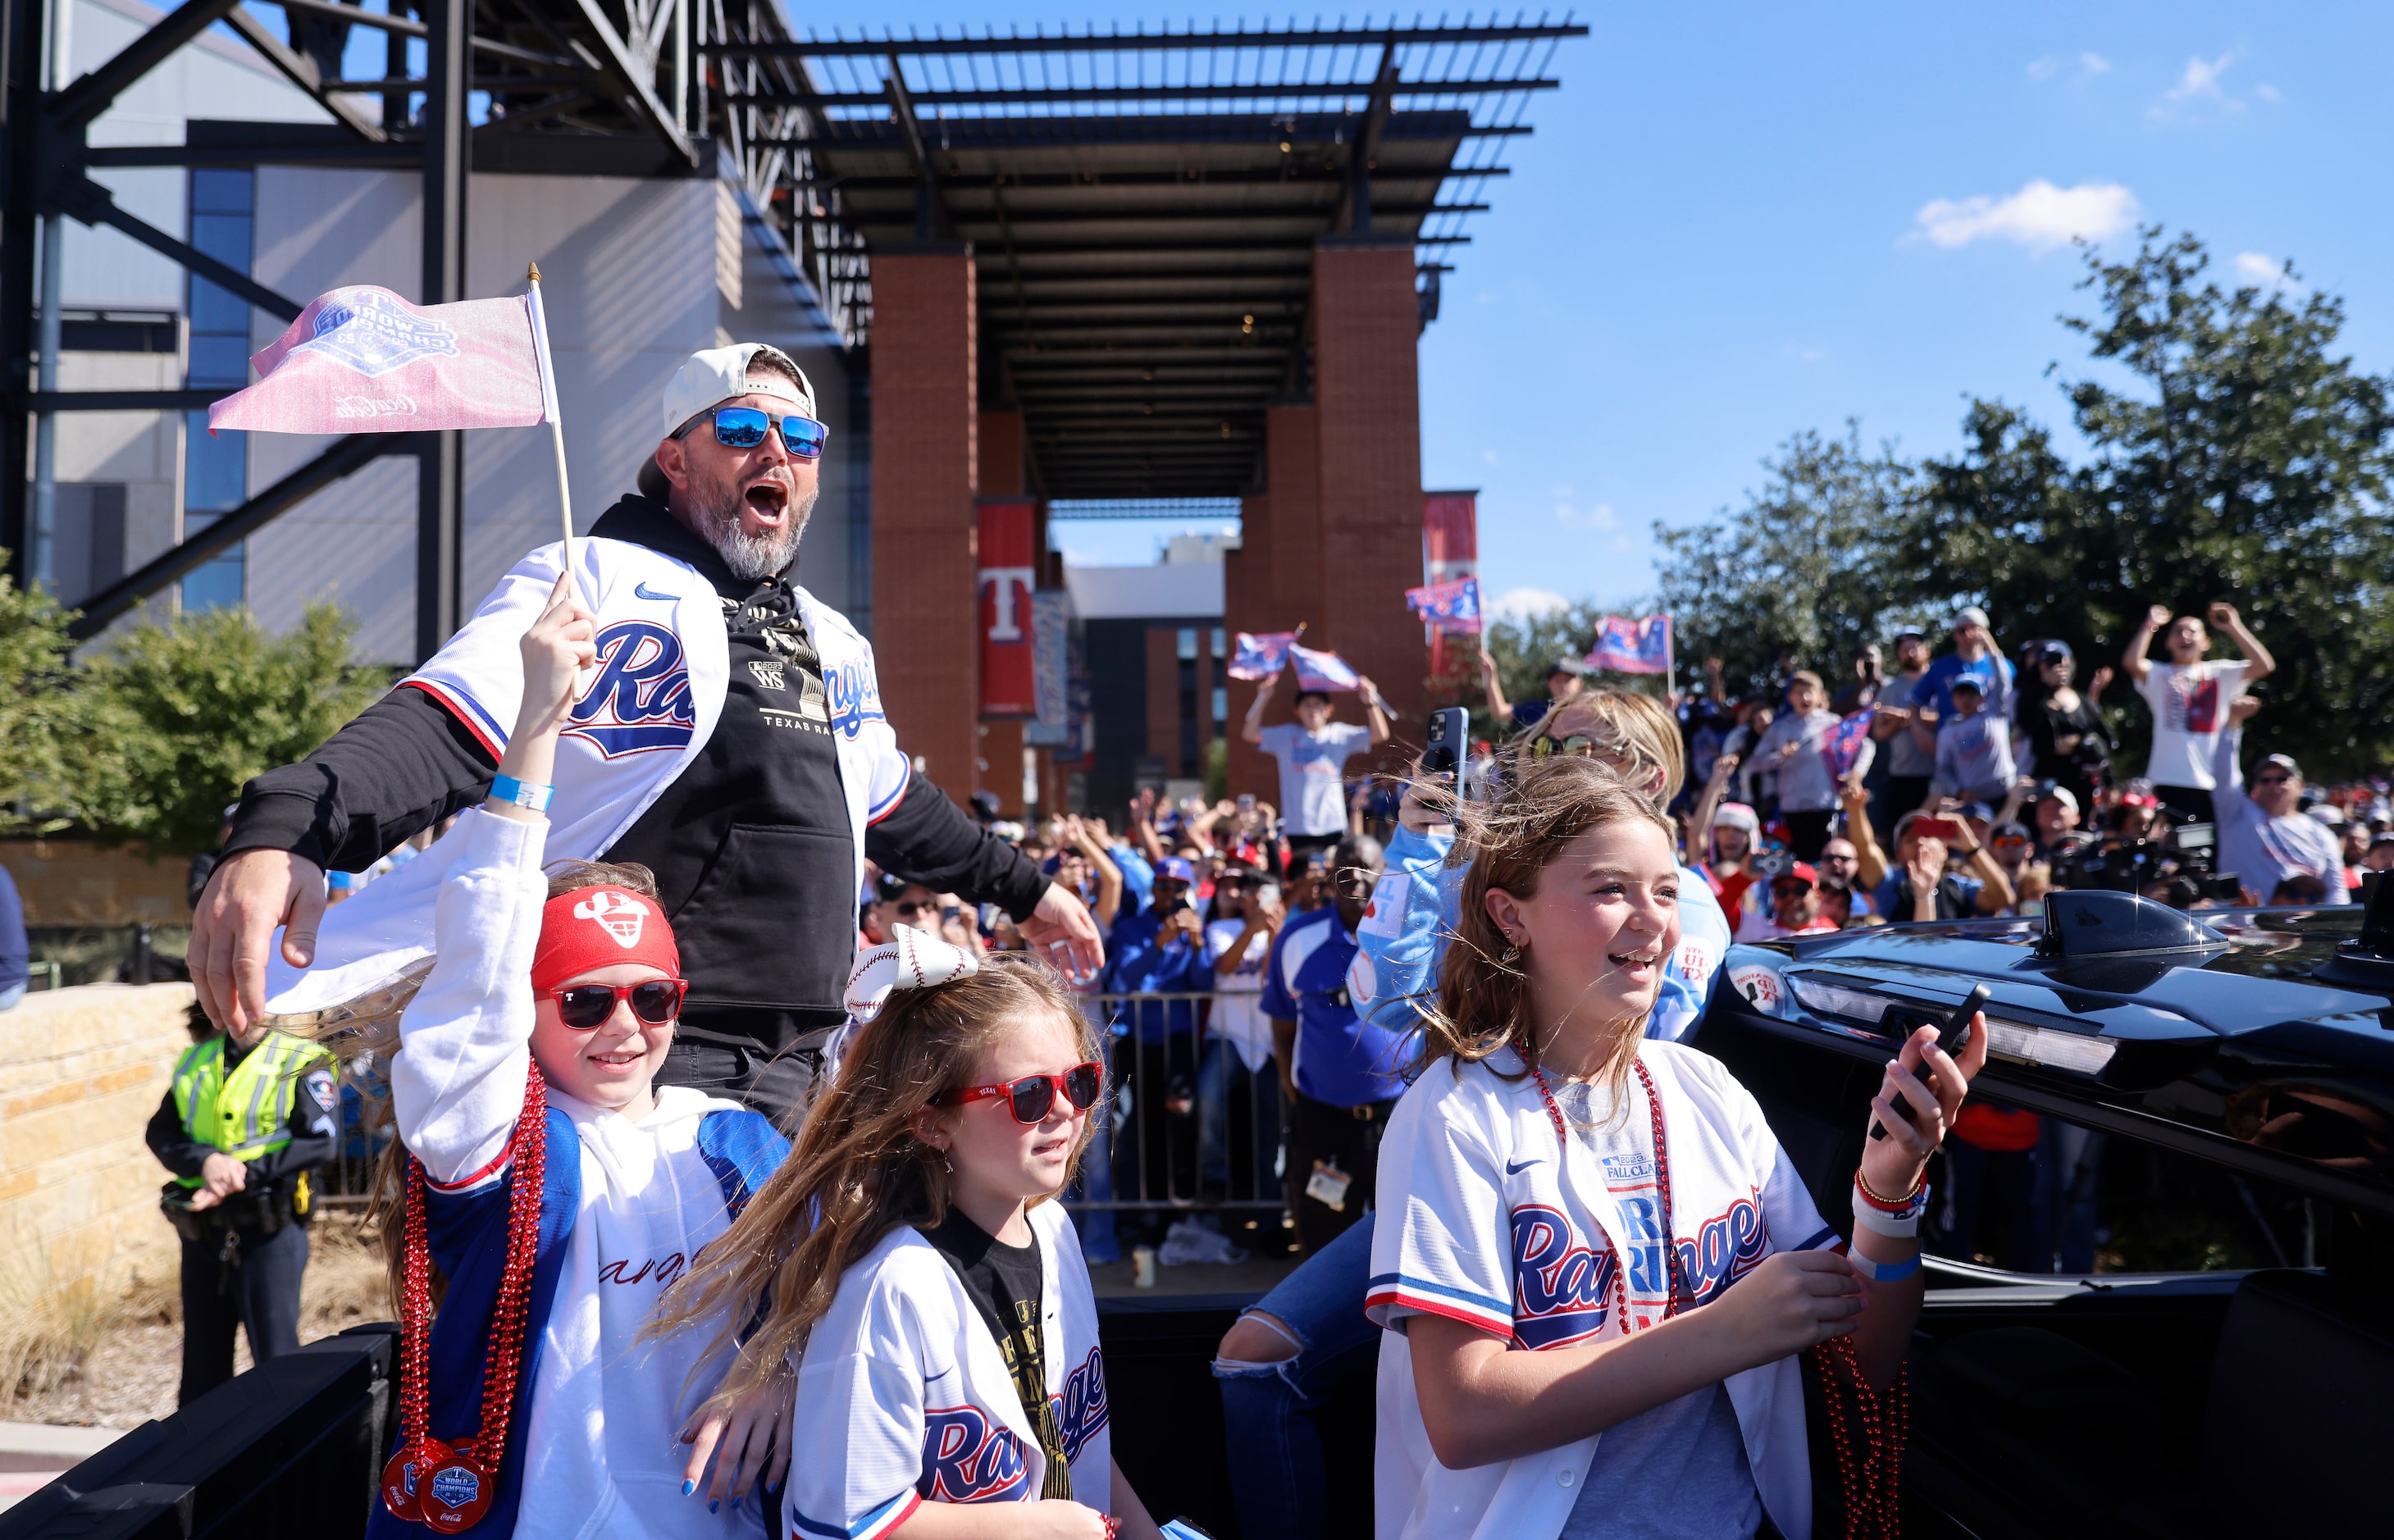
top-left (0, 985), bottom-right (198, 1301)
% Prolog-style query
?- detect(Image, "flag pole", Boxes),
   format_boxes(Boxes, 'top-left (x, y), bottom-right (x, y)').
top-left (1661, 613), bottom-right (1676, 701)
top-left (525, 262), bottom-right (581, 608)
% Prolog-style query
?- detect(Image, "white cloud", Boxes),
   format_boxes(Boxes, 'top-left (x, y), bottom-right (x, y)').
top-left (2026, 56), bottom-right (2060, 81)
top-left (2233, 251), bottom-right (2301, 293)
top-left (1911, 180), bottom-right (2140, 254)
top-left (1489, 586), bottom-right (1571, 622)
top-left (2167, 51), bottom-right (2235, 103)
top-left (1481, 447), bottom-right (1501, 466)
top-left (1554, 500), bottom-right (1617, 531)
top-left (2080, 52), bottom-right (2112, 75)
top-left (2255, 82), bottom-right (2281, 103)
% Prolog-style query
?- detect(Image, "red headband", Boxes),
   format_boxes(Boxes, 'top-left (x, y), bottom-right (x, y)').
top-left (530, 886), bottom-right (682, 993)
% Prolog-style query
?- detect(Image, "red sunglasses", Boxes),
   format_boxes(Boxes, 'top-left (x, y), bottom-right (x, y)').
top-left (936, 1061), bottom-right (1104, 1125)
top-left (543, 978), bottom-right (688, 1030)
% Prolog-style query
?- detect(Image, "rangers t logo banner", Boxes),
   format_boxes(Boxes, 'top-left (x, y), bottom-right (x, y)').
top-left (207, 285), bottom-right (557, 434)
top-left (1585, 614), bottom-right (1671, 676)
top-left (1405, 576), bottom-right (1483, 634)
top-left (978, 499), bottom-right (1039, 718)
top-left (1228, 631), bottom-right (1296, 681)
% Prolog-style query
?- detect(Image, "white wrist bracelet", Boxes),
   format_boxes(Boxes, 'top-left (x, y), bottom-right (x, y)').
top-left (1852, 1190), bottom-right (1924, 1239)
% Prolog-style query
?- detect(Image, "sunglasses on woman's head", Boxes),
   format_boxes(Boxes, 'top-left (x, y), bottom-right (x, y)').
top-left (677, 405), bottom-right (828, 460)
top-left (545, 978), bottom-right (688, 1030)
top-left (936, 1061), bottom-right (1104, 1125)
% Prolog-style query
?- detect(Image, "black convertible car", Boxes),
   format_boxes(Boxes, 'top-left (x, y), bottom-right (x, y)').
top-left (9, 887), bottom-right (2391, 1538)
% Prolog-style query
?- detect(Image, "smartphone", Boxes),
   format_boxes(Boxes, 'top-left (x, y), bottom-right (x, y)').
top-left (1871, 984), bottom-right (1987, 1141)
top-left (1257, 882), bottom-right (1282, 909)
top-left (1913, 815), bottom-right (1965, 842)
top-left (1422, 706), bottom-right (1470, 780)
top-left (1237, 792), bottom-right (1255, 813)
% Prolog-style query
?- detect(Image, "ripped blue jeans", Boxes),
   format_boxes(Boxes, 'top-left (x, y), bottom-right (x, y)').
top-left (1211, 1213), bottom-right (1381, 1540)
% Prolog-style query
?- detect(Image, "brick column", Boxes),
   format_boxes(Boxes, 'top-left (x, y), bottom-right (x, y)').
top-left (870, 250), bottom-right (978, 800)
top-left (1312, 240), bottom-right (1425, 763)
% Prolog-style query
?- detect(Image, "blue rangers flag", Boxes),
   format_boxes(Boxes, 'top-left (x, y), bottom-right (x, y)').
top-left (1290, 643), bottom-right (1362, 693)
top-left (1585, 613), bottom-right (1672, 676)
top-left (1405, 576), bottom-right (1483, 634)
top-left (1229, 630), bottom-right (1297, 681)
top-left (1821, 709), bottom-right (1873, 781)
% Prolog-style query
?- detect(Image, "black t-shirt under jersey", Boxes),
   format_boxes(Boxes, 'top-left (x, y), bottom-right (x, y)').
top-left (921, 1207), bottom-right (1072, 1498)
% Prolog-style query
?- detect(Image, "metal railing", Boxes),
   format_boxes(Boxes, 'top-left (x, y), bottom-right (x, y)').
top-left (1068, 991), bottom-right (1288, 1216)
top-left (303, 990), bottom-right (1298, 1213)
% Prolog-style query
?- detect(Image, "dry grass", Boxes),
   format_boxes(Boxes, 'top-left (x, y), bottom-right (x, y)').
top-left (4, 1209), bottom-right (396, 1428)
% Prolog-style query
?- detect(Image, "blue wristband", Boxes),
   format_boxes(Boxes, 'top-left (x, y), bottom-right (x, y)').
top-left (1848, 1248), bottom-right (1921, 1283)
top-left (490, 773), bottom-right (554, 812)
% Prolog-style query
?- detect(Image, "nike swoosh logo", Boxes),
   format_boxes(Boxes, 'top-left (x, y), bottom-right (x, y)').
top-left (1505, 1158), bottom-right (1541, 1175)
top-left (634, 581), bottom-right (679, 601)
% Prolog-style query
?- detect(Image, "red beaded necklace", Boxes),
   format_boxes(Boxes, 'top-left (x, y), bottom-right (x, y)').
top-left (1530, 1055), bottom-right (1687, 1331)
top-left (381, 1068), bottom-right (549, 1533)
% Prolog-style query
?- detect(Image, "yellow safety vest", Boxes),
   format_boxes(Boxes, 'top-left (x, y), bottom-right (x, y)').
top-left (168, 1032), bottom-right (338, 1189)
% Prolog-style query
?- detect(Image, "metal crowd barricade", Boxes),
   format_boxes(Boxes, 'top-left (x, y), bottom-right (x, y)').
top-left (1068, 991), bottom-right (1288, 1218)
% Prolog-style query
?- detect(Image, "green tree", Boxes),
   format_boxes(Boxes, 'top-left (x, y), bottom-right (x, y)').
top-left (1915, 230), bottom-right (2394, 773)
top-left (69, 602), bottom-right (393, 857)
top-left (0, 552), bottom-right (76, 833)
top-left (1653, 424), bottom-right (1933, 702)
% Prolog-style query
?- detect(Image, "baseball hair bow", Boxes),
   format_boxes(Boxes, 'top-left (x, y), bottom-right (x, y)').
top-left (842, 923), bottom-right (982, 1024)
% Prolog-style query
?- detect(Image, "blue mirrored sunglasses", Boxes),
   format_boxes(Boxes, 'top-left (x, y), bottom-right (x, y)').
top-left (678, 405), bottom-right (828, 459)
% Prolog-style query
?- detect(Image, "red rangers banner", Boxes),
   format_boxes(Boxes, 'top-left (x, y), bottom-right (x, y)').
top-left (978, 499), bottom-right (1040, 718)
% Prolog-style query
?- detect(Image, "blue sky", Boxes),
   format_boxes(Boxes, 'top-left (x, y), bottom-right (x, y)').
top-left (840, 7), bottom-right (2394, 605)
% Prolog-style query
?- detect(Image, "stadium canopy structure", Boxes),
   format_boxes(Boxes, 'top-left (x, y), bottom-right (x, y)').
top-left (2, 4), bottom-right (1580, 652)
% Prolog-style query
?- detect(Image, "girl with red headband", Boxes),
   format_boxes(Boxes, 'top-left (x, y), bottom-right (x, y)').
top-left (368, 576), bottom-right (791, 1538)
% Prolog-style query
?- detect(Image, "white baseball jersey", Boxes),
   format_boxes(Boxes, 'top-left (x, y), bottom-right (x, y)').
top-left (782, 1201), bottom-right (1113, 1539)
top-left (1366, 1041), bottom-right (1839, 1540)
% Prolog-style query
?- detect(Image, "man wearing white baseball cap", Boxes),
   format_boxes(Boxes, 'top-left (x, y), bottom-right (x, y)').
top-left (195, 343), bottom-right (1104, 1119)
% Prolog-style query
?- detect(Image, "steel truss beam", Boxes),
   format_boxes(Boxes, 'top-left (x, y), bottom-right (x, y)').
top-left (707, 24), bottom-right (1588, 57)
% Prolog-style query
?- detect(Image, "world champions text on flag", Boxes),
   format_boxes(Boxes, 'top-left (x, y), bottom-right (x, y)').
top-left (207, 285), bottom-right (559, 435)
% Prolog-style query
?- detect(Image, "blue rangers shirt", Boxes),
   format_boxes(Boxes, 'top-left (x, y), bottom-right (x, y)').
top-left (1261, 905), bottom-right (1410, 1108)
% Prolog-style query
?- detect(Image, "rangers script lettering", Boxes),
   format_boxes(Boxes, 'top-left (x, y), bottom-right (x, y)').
top-left (1051, 1346), bottom-right (1110, 1464)
top-left (565, 620), bottom-right (697, 757)
top-left (918, 1407), bottom-right (1034, 1503)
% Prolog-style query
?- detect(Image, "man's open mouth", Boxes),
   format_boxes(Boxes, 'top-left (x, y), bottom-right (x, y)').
top-left (743, 478), bottom-right (790, 518)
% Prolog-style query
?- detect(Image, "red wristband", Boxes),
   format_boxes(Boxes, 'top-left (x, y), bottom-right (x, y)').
top-left (1855, 1169), bottom-right (1927, 1212)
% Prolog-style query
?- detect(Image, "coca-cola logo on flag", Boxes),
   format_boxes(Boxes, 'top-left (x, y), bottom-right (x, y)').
top-left (294, 289), bottom-right (462, 378)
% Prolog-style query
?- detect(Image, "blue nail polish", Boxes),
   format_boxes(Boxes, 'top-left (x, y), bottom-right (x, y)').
top-left (682, 1479), bottom-right (696, 1497)
top-left (709, 1500), bottom-right (720, 1514)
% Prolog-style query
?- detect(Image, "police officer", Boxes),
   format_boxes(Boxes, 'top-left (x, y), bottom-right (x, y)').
top-left (144, 1018), bottom-right (338, 1404)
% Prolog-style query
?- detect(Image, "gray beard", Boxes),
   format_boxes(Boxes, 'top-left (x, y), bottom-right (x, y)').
top-left (689, 485), bottom-right (818, 581)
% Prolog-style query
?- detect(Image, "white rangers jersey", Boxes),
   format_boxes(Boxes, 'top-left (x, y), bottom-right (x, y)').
top-left (1366, 1041), bottom-right (1839, 1540)
top-left (266, 533), bottom-right (910, 1018)
top-left (782, 1201), bottom-right (1113, 1539)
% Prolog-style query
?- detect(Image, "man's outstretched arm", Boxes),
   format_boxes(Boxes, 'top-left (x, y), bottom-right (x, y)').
top-left (196, 687), bottom-right (496, 1034)
top-left (867, 771), bottom-right (1103, 977)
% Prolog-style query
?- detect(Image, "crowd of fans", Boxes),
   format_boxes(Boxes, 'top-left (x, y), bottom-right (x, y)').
top-left (1671, 599), bottom-right (2383, 937)
top-left (817, 597), bottom-right (2387, 1269)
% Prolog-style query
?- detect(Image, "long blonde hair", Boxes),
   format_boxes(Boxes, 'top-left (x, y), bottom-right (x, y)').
top-left (645, 955), bottom-right (1097, 1419)
top-left (1416, 755), bottom-right (1677, 1099)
